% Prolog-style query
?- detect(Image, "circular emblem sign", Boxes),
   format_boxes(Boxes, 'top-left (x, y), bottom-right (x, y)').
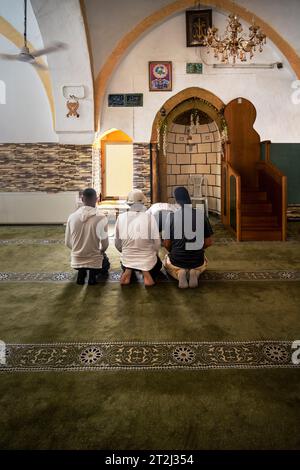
top-left (153, 64), bottom-right (168, 79)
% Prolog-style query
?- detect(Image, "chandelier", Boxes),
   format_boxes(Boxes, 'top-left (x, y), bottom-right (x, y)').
top-left (203, 13), bottom-right (267, 63)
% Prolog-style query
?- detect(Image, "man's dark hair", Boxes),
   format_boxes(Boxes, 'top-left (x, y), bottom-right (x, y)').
top-left (82, 188), bottom-right (97, 200)
top-left (174, 186), bottom-right (191, 207)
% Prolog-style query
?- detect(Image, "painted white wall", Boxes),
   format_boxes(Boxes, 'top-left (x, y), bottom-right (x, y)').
top-left (0, 191), bottom-right (78, 223)
top-left (85, 0), bottom-right (300, 76)
top-left (0, 0), bottom-right (57, 142)
top-left (31, 0), bottom-right (95, 144)
top-left (0, 35), bottom-right (58, 142)
top-left (101, 11), bottom-right (300, 143)
top-left (236, 0), bottom-right (300, 57)
top-left (0, 0), bottom-right (95, 144)
top-left (0, 0), bottom-right (45, 52)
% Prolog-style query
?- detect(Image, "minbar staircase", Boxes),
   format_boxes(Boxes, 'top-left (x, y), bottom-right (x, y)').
top-left (241, 190), bottom-right (282, 241)
top-left (221, 142), bottom-right (287, 242)
top-left (222, 98), bottom-right (287, 242)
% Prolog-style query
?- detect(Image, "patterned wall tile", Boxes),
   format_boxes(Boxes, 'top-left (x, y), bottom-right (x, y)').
top-left (0, 143), bottom-right (93, 192)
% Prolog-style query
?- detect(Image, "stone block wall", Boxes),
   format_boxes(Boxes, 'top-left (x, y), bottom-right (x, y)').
top-left (0, 143), bottom-right (92, 192)
top-left (133, 143), bottom-right (151, 205)
top-left (167, 122), bottom-right (222, 213)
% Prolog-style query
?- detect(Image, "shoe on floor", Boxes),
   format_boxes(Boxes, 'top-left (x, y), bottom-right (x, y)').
top-left (178, 269), bottom-right (188, 289)
top-left (76, 269), bottom-right (87, 285)
top-left (189, 269), bottom-right (199, 288)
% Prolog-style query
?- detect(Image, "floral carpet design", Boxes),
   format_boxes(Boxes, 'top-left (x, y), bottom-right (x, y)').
top-left (0, 270), bottom-right (299, 283)
top-left (0, 341), bottom-right (298, 372)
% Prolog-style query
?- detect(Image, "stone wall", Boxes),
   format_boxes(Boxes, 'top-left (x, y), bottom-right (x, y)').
top-left (167, 122), bottom-right (222, 213)
top-left (0, 143), bottom-right (92, 192)
top-left (133, 143), bottom-right (151, 204)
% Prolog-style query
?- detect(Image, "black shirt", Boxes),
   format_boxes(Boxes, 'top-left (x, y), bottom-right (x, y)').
top-left (166, 207), bottom-right (213, 269)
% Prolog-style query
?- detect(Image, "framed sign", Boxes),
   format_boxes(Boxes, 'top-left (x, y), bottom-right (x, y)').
top-left (125, 94), bottom-right (143, 107)
top-left (186, 63), bottom-right (203, 74)
top-left (149, 61), bottom-right (172, 91)
top-left (108, 94), bottom-right (125, 107)
top-left (186, 9), bottom-right (212, 47)
top-left (108, 94), bottom-right (143, 107)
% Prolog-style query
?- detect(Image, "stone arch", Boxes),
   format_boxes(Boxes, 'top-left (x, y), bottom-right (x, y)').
top-left (94, 0), bottom-right (300, 128)
top-left (150, 87), bottom-right (225, 143)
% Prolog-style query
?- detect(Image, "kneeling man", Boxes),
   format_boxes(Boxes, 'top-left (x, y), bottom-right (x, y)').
top-left (115, 190), bottom-right (162, 286)
top-left (65, 188), bottom-right (110, 285)
top-left (163, 187), bottom-right (213, 289)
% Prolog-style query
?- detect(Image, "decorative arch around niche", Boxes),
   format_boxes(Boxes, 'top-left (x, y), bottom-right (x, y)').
top-left (150, 87), bottom-right (226, 202)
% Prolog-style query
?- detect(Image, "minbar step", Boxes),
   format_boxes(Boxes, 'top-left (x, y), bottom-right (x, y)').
top-left (241, 191), bottom-right (268, 202)
top-left (241, 202), bottom-right (273, 213)
top-left (241, 214), bottom-right (278, 225)
top-left (241, 228), bottom-right (282, 241)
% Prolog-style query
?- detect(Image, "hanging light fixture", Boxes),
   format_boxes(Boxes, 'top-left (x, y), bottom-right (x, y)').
top-left (203, 13), bottom-right (267, 64)
top-left (192, 0), bottom-right (267, 64)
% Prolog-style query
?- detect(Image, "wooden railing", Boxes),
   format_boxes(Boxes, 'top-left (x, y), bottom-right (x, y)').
top-left (222, 159), bottom-right (242, 241)
top-left (256, 160), bottom-right (287, 241)
top-left (256, 140), bottom-right (287, 241)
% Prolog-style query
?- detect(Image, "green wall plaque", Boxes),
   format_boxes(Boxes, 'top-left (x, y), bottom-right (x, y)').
top-left (186, 63), bottom-right (203, 74)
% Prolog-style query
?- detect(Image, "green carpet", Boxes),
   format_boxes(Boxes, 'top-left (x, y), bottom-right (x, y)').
top-left (0, 240), bottom-right (300, 271)
top-left (0, 220), bottom-right (300, 449)
top-left (0, 370), bottom-right (300, 449)
top-left (0, 282), bottom-right (299, 343)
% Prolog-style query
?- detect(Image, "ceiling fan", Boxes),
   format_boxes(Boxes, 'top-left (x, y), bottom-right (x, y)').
top-left (0, 0), bottom-right (67, 70)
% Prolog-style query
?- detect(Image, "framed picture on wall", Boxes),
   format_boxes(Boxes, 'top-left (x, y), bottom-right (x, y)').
top-left (186, 9), bottom-right (212, 47)
top-left (149, 61), bottom-right (172, 91)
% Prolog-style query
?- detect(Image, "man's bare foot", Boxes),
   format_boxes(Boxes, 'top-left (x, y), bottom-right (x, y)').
top-left (189, 269), bottom-right (200, 288)
top-left (142, 271), bottom-right (155, 287)
top-left (120, 268), bottom-right (132, 285)
top-left (178, 269), bottom-right (188, 289)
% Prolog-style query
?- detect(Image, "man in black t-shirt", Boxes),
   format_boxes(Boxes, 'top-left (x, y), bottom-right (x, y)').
top-left (163, 187), bottom-right (213, 288)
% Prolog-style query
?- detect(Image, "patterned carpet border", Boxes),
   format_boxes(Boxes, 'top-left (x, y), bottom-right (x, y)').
top-left (0, 270), bottom-right (299, 283)
top-left (0, 237), bottom-right (299, 245)
top-left (0, 341), bottom-right (299, 372)
top-left (0, 239), bottom-right (64, 246)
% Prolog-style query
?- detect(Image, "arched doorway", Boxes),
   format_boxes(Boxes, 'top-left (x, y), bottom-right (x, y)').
top-left (150, 87), bottom-right (226, 215)
top-left (99, 129), bottom-right (133, 199)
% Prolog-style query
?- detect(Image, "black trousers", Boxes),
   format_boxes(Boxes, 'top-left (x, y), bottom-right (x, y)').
top-left (121, 256), bottom-right (162, 279)
top-left (76, 253), bottom-right (110, 275)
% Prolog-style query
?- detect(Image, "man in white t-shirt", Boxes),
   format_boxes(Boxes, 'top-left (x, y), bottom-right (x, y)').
top-left (65, 188), bottom-right (110, 285)
top-left (115, 190), bottom-right (161, 286)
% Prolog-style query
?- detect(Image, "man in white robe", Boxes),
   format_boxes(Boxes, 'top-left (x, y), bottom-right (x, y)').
top-left (115, 190), bottom-right (161, 286)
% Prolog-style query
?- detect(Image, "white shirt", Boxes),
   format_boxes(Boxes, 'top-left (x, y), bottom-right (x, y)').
top-left (65, 206), bottom-right (108, 269)
top-left (114, 209), bottom-right (161, 271)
